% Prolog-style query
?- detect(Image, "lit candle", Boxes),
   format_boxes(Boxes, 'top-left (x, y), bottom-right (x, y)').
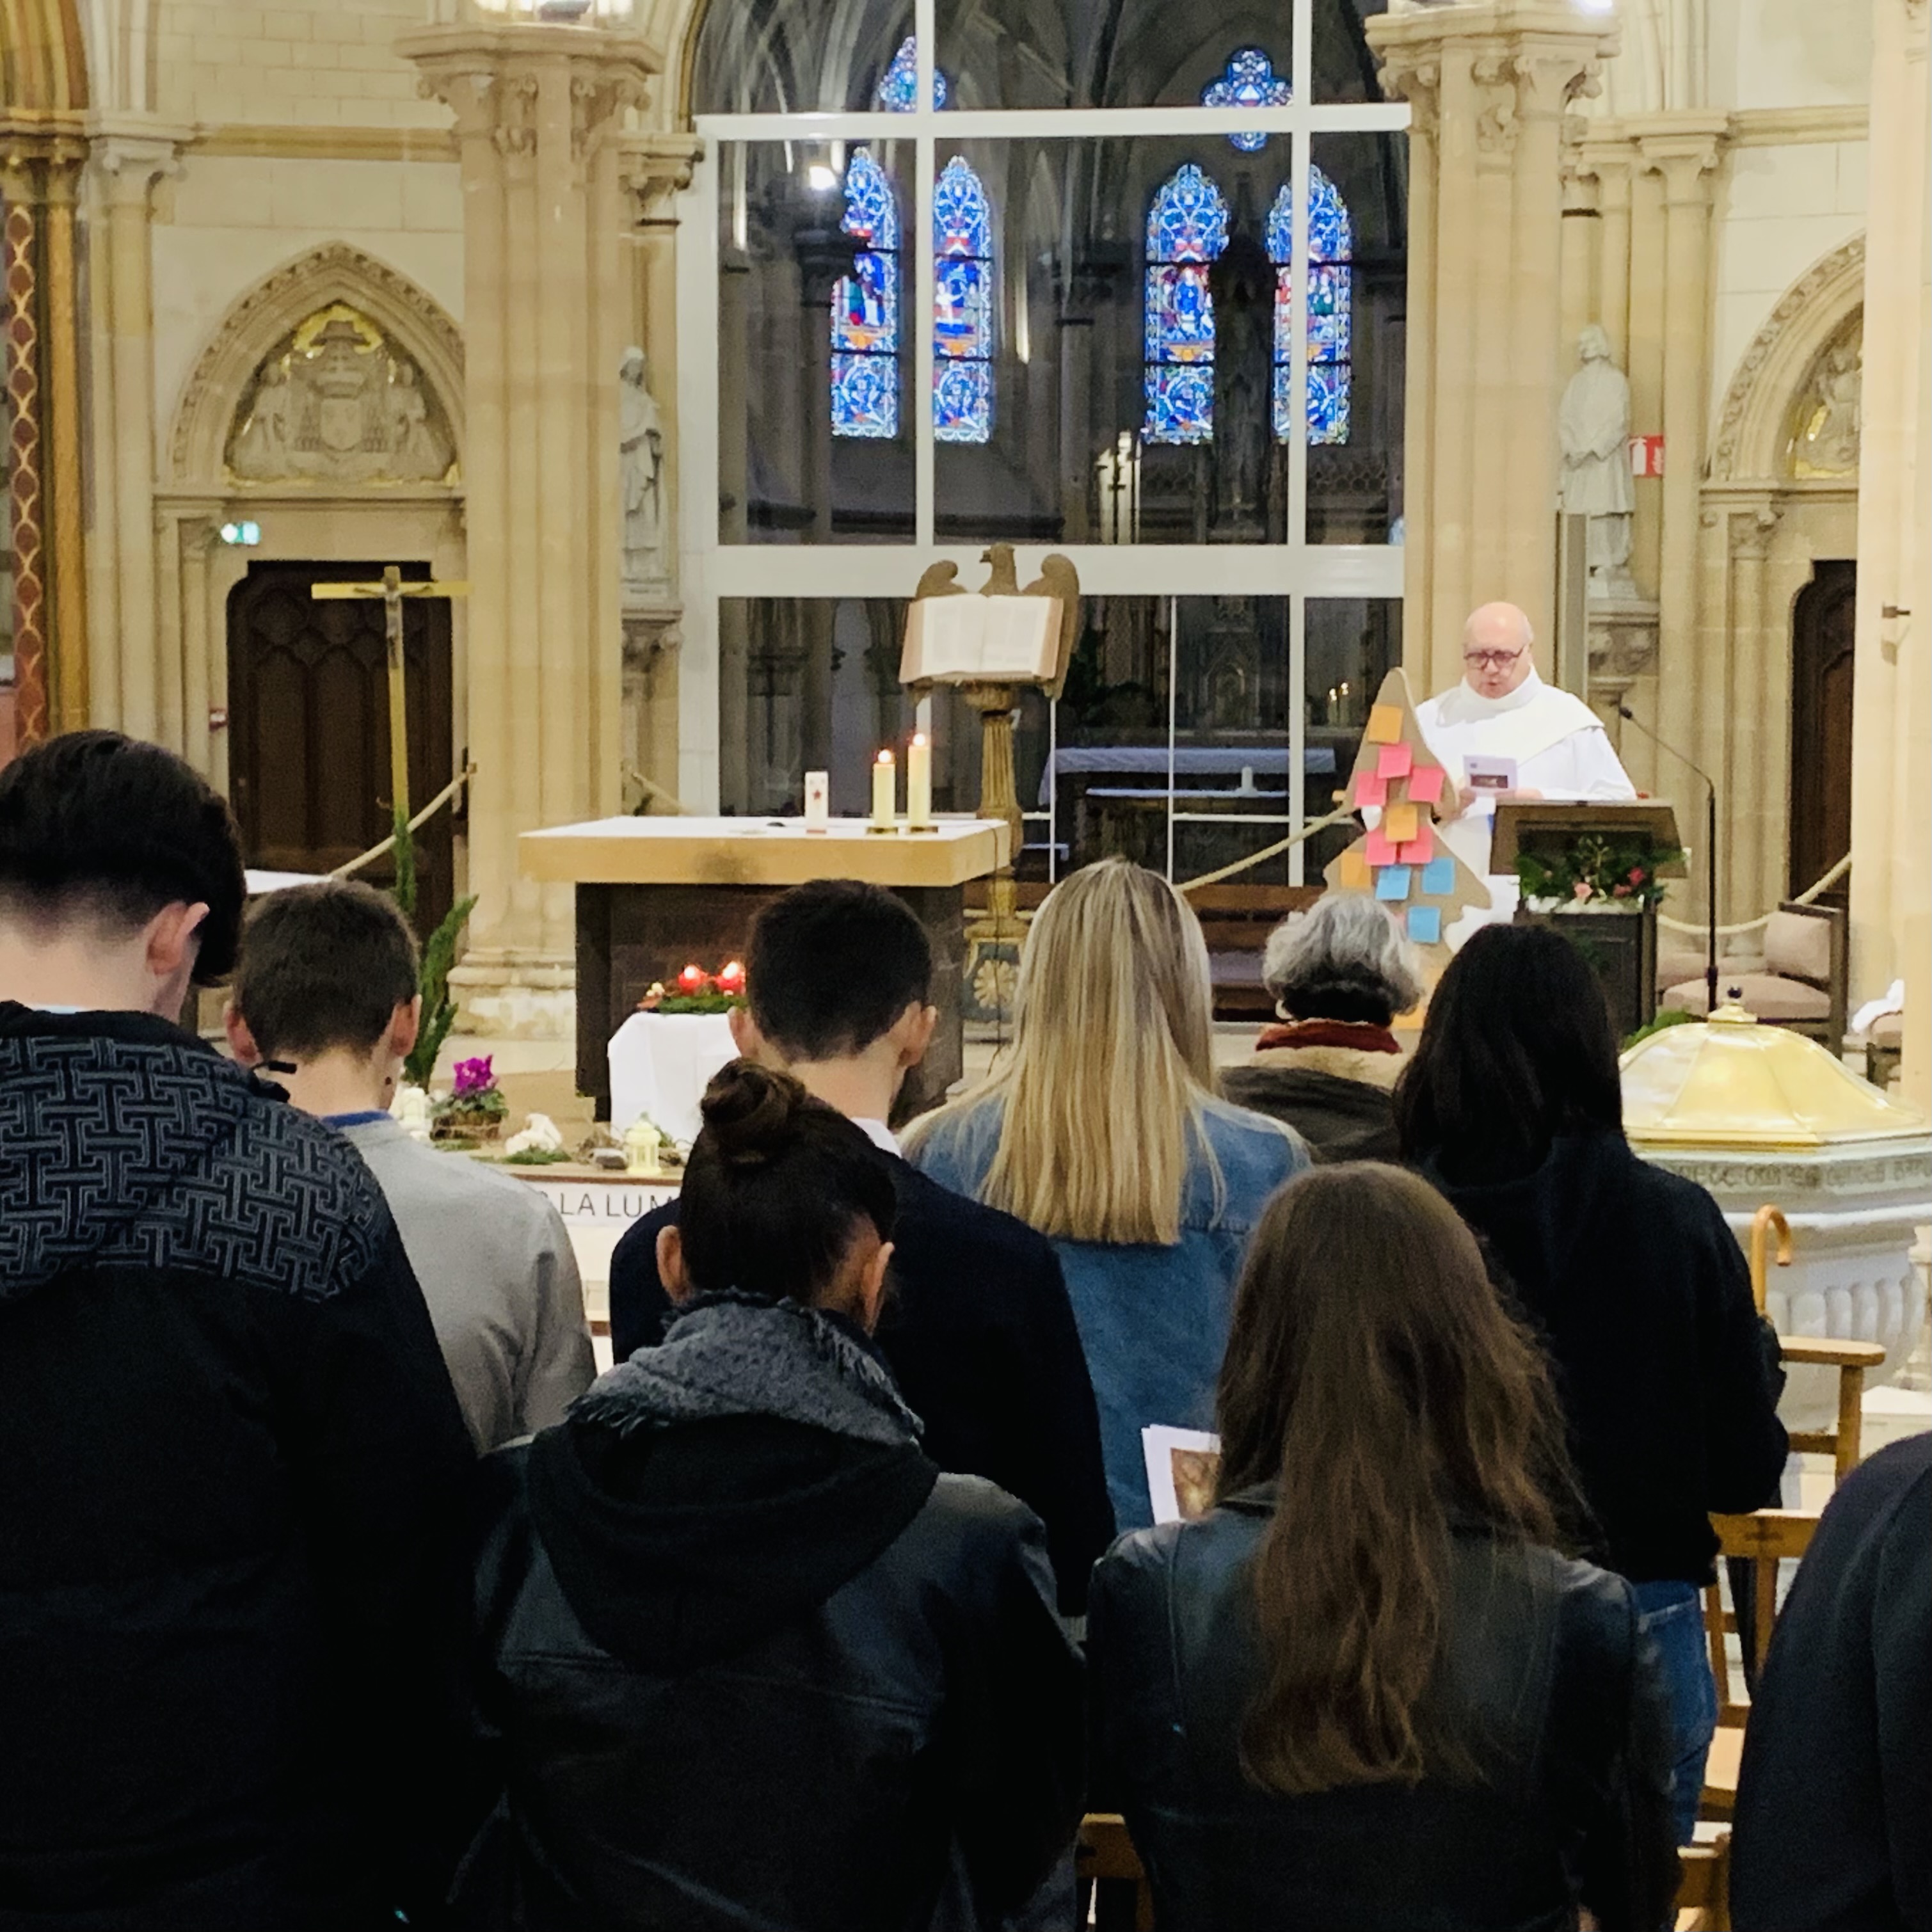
top-left (871, 749), bottom-right (897, 828)
top-left (907, 732), bottom-right (932, 828)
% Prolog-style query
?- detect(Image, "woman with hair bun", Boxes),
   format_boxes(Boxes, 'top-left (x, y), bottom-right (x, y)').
top-left (455, 1061), bottom-right (1085, 1932)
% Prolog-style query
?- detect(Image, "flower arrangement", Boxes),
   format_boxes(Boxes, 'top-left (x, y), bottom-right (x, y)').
top-left (433, 1054), bottom-right (509, 1141)
top-left (1515, 834), bottom-right (1681, 913)
top-left (637, 959), bottom-right (747, 1016)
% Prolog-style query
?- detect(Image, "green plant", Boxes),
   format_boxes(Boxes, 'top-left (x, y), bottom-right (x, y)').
top-left (1515, 834), bottom-right (1682, 912)
top-left (406, 891), bottom-right (479, 1087)
top-left (643, 989), bottom-right (746, 1016)
top-left (1622, 1007), bottom-right (1700, 1052)
top-left (500, 1146), bottom-right (573, 1167)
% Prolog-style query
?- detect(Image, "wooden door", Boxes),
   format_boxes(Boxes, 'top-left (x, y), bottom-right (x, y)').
top-left (227, 560), bottom-right (454, 935)
top-left (1789, 561), bottom-right (1855, 904)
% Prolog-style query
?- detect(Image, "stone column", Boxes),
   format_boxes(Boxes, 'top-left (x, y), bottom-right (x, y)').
top-left (41, 146), bottom-right (88, 733)
top-left (1636, 118), bottom-right (1725, 870)
top-left (1725, 500), bottom-right (1781, 920)
top-left (401, 20), bottom-right (659, 1037)
top-left (177, 510), bottom-right (221, 778)
top-left (1848, 0), bottom-right (1931, 1106)
top-left (1367, 2), bottom-right (1618, 694)
top-left (89, 127), bottom-right (181, 747)
top-left (1, 156), bottom-right (49, 747)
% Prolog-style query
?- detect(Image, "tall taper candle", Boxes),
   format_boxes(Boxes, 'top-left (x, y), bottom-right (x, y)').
top-left (870, 749), bottom-right (897, 828)
top-left (906, 732), bottom-right (932, 828)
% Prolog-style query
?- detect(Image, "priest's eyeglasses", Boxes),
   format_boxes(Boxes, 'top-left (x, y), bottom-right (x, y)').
top-left (1463, 647), bottom-right (1528, 671)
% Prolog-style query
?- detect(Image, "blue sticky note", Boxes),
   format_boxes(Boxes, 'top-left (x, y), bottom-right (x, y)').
top-left (1407, 905), bottom-right (1443, 945)
top-left (1421, 856), bottom-right (1457, 897)
top-left (1376, 864), bottom-right (1412, 902)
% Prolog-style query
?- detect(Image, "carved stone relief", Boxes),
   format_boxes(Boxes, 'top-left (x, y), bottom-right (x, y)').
top-left (226, 303), bottom-right (457, 485)
top-left (1787, 316), bottom-right (1864, 478)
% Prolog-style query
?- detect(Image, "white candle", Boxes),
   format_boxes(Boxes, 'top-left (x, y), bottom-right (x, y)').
top-left (871, 749), bottom-right (897, 827)
top-left (803, 769), bottom-right (830, 833)
top-left (907, 733), bottom-right (932, 827)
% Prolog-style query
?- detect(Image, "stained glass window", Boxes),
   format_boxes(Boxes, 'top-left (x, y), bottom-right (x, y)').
top-left (831, 148), bottom-right (900, 440)
top-left (875, 35), bottom-right (947, 111)
top-left (1142, 164), bottom-right (1231, 445)
top-left (933, 156), bottom-right (994, 444)
top-left (1200, 47), bottom-right (1290, 152)
top-left (1266, 169), bottom-right (1352, 445)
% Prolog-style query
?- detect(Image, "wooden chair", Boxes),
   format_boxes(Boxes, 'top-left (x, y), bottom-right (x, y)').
top-left (1076, 1813), bottom-right (1153, 1932)
top-left (1698, 1208), bottom-right (1883, 1818)
top-left (1075, 1810), bottom-right (1728, 1931)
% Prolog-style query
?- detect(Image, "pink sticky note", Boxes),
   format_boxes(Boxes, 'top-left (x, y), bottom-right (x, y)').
top-left (1377, 741), bottom-right (1414, 780)
top-left (1408, 764), bottom-right (1446, 805)
top-left (1364, 829), bottom-right (1399, 868)
top-left (1353, 771), bottom-right (1387, 809)
top-left (1398, 825), bottom-right (1434, 865)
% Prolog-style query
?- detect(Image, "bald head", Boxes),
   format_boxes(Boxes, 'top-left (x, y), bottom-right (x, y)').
top-left (1461, 603), bottom-right (1536, 699)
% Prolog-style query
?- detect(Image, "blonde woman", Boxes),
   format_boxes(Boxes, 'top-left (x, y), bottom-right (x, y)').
top-left (906, 858), bottom-right (1307, 1528)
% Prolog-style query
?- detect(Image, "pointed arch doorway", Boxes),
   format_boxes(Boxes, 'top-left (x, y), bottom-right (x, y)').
top-left (1789, 561), bottom-right (1855, 904)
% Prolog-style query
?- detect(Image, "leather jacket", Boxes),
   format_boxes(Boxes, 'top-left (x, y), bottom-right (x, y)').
top-left (453, 1442), bottom-right (1085, 1932)
top-left (1089, 1494), bottom-right (1678, 1932)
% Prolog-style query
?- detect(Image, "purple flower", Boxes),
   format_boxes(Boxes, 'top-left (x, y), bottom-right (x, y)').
top-left (452, 1055), bottom-right (496, 1098)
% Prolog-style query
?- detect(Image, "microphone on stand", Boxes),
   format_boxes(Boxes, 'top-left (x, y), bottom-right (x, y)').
top-left (1617, 703), bottom-right (1720, 1018)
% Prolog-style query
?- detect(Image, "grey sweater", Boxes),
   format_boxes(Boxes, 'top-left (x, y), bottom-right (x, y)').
top-left (340, 1117), bottom-right (595, 1452)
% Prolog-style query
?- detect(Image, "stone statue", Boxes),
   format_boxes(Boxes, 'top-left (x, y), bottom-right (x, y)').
top-left (230, 361), bottom-right (294, 479)
top-left (619, 345), bottom-right (666, 588)
top-left (385, 360), bottom-right (446, 480)
top-left (1558, 324), bottom-right (1637, 598)
top-left (1794, 335), bottom-right (1862, 475)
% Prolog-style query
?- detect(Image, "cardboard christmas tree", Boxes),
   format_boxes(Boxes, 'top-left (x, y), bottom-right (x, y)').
top-left (1322, 667), bottom-right (1489, 955)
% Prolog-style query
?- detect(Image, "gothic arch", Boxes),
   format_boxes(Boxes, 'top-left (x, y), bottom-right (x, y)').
top-left (168, 243), bottom-right (465, 487)
top-left (0, 0), bottom-right (90, 111)
top-left (1710, 235), bottom-right (1865, 484)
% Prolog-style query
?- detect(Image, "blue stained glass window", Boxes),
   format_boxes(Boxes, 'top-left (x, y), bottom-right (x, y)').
top-left (933, 155), bottom-right (994, 443)
top-left (1142, 163), bottom-right (1231, 445)
top-left (1265, 169), bottom-right (1353, 445)
top-left (1201, 47), bottom-right (1291, 152)
top-left (875, 35), bottom-right (947, 111)
top-left (832, 148), bottom-right (900, 439)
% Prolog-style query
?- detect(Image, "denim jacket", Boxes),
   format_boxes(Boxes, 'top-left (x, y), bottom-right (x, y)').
top-left (909, 1098), bottom-right (1307, 1529)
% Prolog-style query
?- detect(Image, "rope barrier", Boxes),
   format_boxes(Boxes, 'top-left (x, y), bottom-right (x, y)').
top-left (1655, 850), bottom-right (1851, 938)
top-left (329, 765), bottom-right (476, 881)
top-left (1174, 806), bottom-right (1358, 893)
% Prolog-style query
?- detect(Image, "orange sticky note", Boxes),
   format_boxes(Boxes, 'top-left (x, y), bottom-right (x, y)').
top-left (1384, 802), bottom-right (1419, 843)
top-left (1398, 826), bottom-right (1434, 865)
top-left (1353, 771), bottom-right (1387, 809)
top-left (1337, 847), bottom-right (1371, 890)
top-left (1377, 741), bottom-right (1414, 780)
top-left (1366, 704), bottom-right (1403, 746)
top-left (1409, 764), bottom-right (1446, 806)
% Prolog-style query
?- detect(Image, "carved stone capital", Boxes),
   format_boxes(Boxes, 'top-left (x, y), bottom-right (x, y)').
top-left (1729, 502), bottom-right (1782, 562)
top-left (620, 132), bottom-right (703, 222)
top-left (87, 119), bottom-right (189, 207)
top-left (398, 23), bottom-right (660, 171)
top-left (1634, 113), bottom-right (1729, 204)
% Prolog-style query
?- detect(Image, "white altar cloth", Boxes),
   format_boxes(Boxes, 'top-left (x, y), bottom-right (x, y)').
top-left (608, 1011), bottom-right (737, 1147)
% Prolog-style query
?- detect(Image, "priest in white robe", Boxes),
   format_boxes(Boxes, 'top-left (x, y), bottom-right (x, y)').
top-left (1419, 602), bottom-right (1636, 938)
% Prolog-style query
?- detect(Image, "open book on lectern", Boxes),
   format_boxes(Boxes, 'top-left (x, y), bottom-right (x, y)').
top-left (899, 594), bottom-right (1066, 685)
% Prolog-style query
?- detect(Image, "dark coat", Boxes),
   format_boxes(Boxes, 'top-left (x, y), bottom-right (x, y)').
top-left (1732, 1432), bottom-right (1932, 1932)
top-left (454, 1428), bottom-right (1087, 1932)
top-left (1424, 1130), bottom-right (1789, 1585)
top-left (0, 1007), bottom-right (475, 1932)
top-left (1090, 1496), bottom-right (1679, 1932)
top-left (1219, 1043), bottom-right (1401, 1163)
top-left (609, 1154), bottom-right (1115, 1612)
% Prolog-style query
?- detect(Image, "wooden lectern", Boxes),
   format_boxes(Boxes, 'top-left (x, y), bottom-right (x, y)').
top-left (1492, 800), bottom-right (1686, 1040)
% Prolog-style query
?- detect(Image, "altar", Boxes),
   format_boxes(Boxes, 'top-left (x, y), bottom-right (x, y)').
top-left (520, 815), bottom-right (1012, 1122)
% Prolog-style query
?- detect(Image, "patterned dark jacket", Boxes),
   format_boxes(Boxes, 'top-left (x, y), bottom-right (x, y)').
top-left (0, 1006), bottom-right (475, 1932)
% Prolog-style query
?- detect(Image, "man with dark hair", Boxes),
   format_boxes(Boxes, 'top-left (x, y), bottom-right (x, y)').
top-left (611, 878), bottom-right (1115, 1614)
top-left (228, 880), bottom-right (594, 1451)
top-left (0, 732), bottom-right (475, 1930)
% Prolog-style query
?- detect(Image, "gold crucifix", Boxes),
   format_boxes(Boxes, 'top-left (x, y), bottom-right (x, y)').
top-left (311, 565), bottom-right (469, 829)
